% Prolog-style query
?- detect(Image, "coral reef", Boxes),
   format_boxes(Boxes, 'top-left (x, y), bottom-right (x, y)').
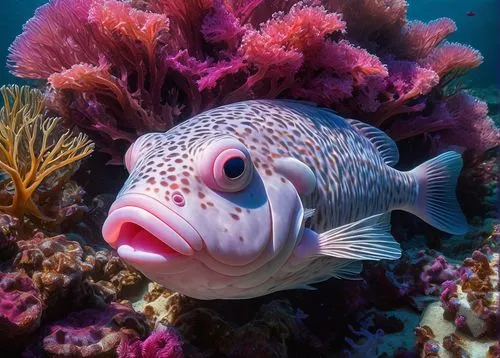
top-left (0, 272), bottom-right (42, 345)
top-left (363, 248), bottom-right (460, 310)
top-left (0, 85), bottom-right (94, 221)
top-left (8, 0), bottom-right (499, 163)
top-left (416, 245), bottom-right (498, 357)
top-left (440, 250), bottom-right (498, 338)
top-left (39, 302), bottom-right (149, 357)
top-left (12, 231), bottom-right (146, 317)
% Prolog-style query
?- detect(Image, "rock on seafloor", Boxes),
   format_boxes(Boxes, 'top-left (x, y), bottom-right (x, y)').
top-left (416, 251), bottom-right (499, 357)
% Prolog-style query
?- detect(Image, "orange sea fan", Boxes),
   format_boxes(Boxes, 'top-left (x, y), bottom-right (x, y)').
top-left (0, 85), bottom-right (94, 221)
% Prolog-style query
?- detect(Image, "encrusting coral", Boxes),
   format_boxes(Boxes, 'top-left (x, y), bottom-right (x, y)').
top-left (7, 0), bottom-right (499, 163)
top-left (0, 272), bottom-right (43, 345)
top-left (0, 85), bottom-right (94, 221)
top-left (12, 231), bottom-right (146, 316)
top-left (37, 302), bottom-right (149, 357)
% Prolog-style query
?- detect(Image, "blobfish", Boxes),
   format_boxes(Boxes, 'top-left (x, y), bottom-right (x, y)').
top-left (102, 100), bottom-right (468, 299)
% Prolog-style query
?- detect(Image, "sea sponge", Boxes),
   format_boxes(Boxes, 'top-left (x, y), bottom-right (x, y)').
top-left (0, 85), bottom-right (93, 221)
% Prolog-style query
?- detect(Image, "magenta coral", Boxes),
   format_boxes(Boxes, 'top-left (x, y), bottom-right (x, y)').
top-left (118, 329), bottom-right (185, 358)
top-left (0, 272), bottom-right (43, 342)
top-left (8, 0), bottom-right (499, 164)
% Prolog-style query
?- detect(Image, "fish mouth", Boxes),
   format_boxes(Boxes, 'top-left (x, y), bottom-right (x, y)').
top-left (102, 193), bottom-right (203, 264)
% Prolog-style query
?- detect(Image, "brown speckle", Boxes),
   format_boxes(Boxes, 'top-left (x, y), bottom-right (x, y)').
top-left (201, 203), bottom-right (207, 210)
top-left (198, 192), bottom-right (206, 199)
top-left (230, 214), bottom-right (240, 221)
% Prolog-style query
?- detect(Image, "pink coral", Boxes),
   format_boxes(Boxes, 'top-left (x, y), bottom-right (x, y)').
top-left (8, 0), bottom-right (498, 164)
top-left (0, 272), bottom-right (42, 343)
top-left (420, 256), bottom-right (459, 295)
top-left (118, 328), bottom-right (185, 358)
top-left (393, 18), bottom-right (457, 59)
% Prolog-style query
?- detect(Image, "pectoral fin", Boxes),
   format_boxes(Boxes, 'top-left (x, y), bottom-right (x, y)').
top-left (317, 213), bottom-right (401, 261)
top-left (292, 213), bottom-right (401, 263)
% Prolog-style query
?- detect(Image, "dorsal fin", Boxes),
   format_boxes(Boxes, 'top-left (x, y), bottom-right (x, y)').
top-left (347, 119), bottom-right (400, 167)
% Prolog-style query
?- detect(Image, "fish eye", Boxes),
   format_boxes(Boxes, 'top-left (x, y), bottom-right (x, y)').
top-left (198, 137), bottom-right (253, 193)
top-left (223, 157), bottom-right (245, 179)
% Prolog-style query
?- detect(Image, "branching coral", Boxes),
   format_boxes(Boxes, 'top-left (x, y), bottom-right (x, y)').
top-left (7, 0), bottom-right (498, 164)
top-left (0, 85), bottom-right (94, 221)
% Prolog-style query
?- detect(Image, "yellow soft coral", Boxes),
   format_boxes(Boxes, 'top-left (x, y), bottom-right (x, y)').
top-left (0, 85), bottom-right (94, 220)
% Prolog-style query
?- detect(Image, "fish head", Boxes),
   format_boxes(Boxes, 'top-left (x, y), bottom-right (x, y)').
top-left (102, 129), bottom-right (303, 294)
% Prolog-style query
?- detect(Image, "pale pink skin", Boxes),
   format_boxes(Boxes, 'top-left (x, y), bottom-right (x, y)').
top-left (102, 100), bottom-right (464, 299)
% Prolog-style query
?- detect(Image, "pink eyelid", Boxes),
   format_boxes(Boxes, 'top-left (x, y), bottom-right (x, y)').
top-left (197, 138), bottom-right (252, 192)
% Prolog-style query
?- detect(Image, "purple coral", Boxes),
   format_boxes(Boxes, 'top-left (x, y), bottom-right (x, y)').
top-left (0, 272), bottom-right (42, 343)
top-left (42, 302), bottom-right (149, 357)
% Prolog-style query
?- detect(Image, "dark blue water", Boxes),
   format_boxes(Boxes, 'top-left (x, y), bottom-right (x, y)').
top-left (1, 0), bottom-right (498, 87)
top-left (407, 0), bottom-right (499, 87)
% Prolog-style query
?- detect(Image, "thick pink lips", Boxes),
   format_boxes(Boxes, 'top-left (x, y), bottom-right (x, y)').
top-left (102, 194), bottom-right (203, 262)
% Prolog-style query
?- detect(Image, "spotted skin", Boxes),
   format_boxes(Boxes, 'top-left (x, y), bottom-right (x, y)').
top-left (107, 100), bottom-right (418, 299)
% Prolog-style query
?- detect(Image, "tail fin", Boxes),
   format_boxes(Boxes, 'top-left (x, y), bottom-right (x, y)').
top-left (409, 151), bottom-right (468, 235)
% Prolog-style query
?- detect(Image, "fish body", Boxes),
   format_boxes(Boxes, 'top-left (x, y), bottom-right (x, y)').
top-left (102, 100), bottom-right (467, 299)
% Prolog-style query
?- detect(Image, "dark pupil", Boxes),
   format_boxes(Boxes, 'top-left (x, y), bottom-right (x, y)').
top-left (223, 157), bottom-right (245, 179)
